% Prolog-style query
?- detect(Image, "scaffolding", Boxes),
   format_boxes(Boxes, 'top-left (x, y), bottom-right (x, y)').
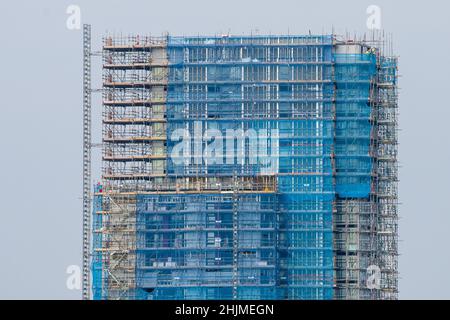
top-left (332, 39), bottom-right (398, 300)
top-left (82, 24), bottom-right (91, 300)
top-left (375, 55), bottom-right (399, 299)
top-left (91, 33), bottom-right (398, 300)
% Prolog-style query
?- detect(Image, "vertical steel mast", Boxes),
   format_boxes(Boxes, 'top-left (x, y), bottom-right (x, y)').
top-left (82, 24), bottom-right (92, 300)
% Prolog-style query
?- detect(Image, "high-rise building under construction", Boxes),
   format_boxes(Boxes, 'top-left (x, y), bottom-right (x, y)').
top-left (87, 32), bottom-right (398, 300)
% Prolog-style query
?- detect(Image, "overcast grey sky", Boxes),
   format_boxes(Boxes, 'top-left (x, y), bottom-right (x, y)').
top-left (0, 0), bottom-right (448, 299)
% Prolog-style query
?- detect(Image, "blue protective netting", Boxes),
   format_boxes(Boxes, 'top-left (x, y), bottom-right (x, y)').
top-left (92, 183), bottom-right (104, 300)
top-left (135, 193), bottom-right (279, 300)
top-left (164, 36), bottom-right (335, 299)
top-left (334, 53), bottom-right (377, 198)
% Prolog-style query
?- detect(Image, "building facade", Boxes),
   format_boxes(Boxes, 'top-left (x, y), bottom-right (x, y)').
top-left (91, 34), bottom-right (398, 300)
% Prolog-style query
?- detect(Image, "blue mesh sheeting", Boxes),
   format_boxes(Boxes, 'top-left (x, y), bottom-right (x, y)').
top-left (135, 193), bottom-right (279, 300)
top-left (92, 184), bottom-right (104, 300)
top-left (164, 36), bottom-right (335, 299)
top-left (334, 53), bottom-right (377, 198)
